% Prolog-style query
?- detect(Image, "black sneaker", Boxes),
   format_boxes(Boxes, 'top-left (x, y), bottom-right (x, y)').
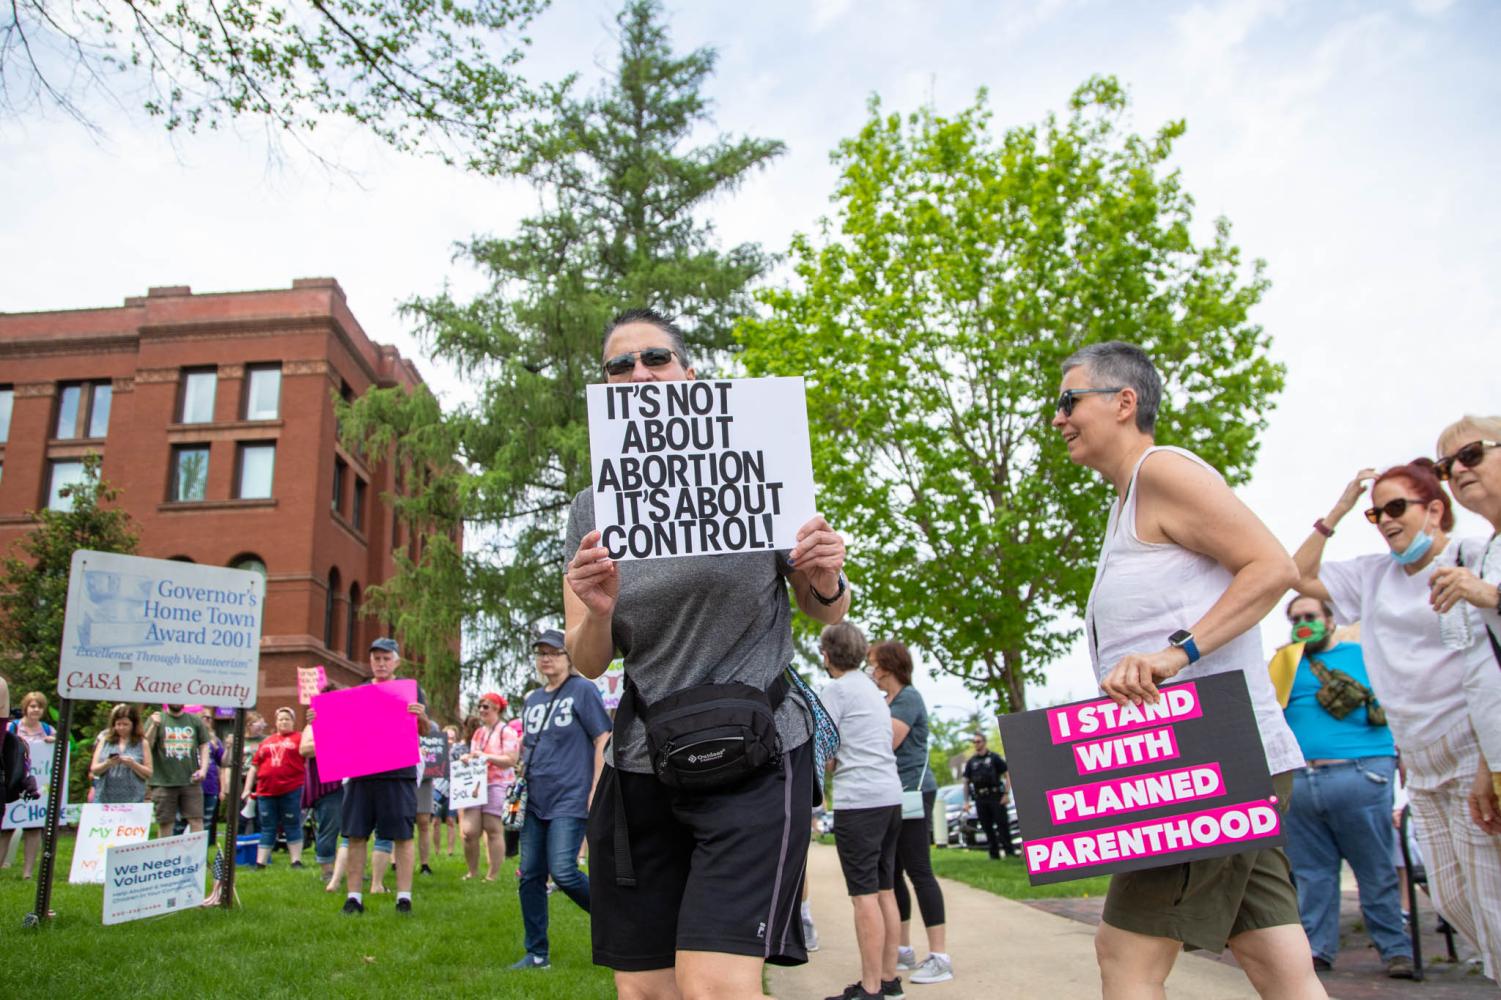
top-left (254, 863), bottom-right (267, 870)
top-left (419, 864), bottom-right (434, 875)
top-left (824, 985), bottom-right (881, 1000)
top-left (881, 978), bottom-right (904, 999)
top-left (341, 897), bottom-right (364, 916)
top-left (395, 898), bottom-right (412, 915)
top-left (290, 861), bottom-right (304, 869)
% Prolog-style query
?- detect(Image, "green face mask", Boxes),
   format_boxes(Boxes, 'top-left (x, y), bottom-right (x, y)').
top-left (1291, 619), bottom-right (1327, 646)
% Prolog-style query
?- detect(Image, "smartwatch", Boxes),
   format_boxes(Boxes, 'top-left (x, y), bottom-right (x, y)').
top-left (1167, 629), bottom-right (1201, 665)
top-left (810, 572), bottom-right (847, 607)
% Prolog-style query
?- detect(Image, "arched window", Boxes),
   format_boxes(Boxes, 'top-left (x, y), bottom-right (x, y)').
top-left (230, 554), bottom-right (267, 577)
top-left (324, 568), bottom-right (341, 651)
top-left (346, 582), bottom-right (361, 658)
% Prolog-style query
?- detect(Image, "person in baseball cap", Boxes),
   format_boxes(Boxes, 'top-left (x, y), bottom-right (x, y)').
top-left (533, 629), bottom-right (566, 652)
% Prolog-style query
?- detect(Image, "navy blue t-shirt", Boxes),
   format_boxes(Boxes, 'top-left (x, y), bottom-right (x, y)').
top-left (521, 676), bottom-right (611, 820)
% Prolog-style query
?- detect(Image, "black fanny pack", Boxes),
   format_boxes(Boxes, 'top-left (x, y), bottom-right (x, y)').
top-left (622, 674), bottom-right (788, 793)
top-left (611, 672), bottom-right (790, 886)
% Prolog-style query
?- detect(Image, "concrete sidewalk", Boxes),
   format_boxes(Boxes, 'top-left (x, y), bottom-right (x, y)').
top-left (770, 842), bottom-right (1259, 1000)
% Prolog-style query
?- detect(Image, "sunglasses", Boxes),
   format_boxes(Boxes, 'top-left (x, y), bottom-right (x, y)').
top-left (1435, 440), bottom-right (1499, 481)
top-left (1363, 497), bottom-right (1429, 524)
top-left (1055, 387), bottom-right (1124, 417)
top-left (603, 347), bottom-right (681, 377)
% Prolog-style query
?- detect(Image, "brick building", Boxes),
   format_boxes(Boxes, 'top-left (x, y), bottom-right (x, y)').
top-left (0, 279), bottom-right (454, 717)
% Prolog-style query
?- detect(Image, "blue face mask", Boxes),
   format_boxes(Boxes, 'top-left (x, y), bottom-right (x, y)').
top-left (1390, 526), bottom-right (1434, 566)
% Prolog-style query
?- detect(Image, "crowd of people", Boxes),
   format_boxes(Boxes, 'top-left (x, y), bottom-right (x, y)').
top-left (2, 314), bottom-right (1497, 1000)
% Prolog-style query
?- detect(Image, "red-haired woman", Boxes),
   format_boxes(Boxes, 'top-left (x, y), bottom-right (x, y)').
top-left (1294, 460), bottom-right (1501, 982)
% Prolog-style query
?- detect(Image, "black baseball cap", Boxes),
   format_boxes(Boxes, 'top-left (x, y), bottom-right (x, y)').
top-left (533, 628), bottom-right (566, 651)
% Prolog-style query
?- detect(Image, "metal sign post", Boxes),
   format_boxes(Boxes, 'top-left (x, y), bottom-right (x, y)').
top-left (24, 696), bottom-right (73, 928)
top-left (220, 708), bottom-right (248, 908)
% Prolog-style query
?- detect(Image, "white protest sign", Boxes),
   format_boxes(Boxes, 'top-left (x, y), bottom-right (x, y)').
top-left (586, 377), bottom-right (817, 561)
top-left (103, 830), bottom-right (208, 925)
top-left (448, 757), bottom-right (487, 811)
top-left (3, 739), bottom-right (67, 831)
top-left (594, 660), bottom-right (626, 711)
top-left (59, 550), bottom-right (265, 706)
top-left (70, 803), bottom-right (153, 883)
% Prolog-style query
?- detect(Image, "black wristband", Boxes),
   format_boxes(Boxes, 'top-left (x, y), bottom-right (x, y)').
top-left (810, 572), bottom-right (847, 606)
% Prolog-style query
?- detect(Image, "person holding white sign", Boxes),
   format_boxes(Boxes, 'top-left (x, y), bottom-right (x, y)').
top-left (1054, 342), bottom-right (1322, 1000)
top-left (2, 691), bottom-right (56, 878)
top-left (461, 692), bottom-right (518, 881)
top-left (565, 309), bottom-right (851, 999)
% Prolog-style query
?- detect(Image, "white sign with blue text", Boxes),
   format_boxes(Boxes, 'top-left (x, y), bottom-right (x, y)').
top-left (58, 550), bottom-right (264, 706)
top-left (102, 830), bottom-right (208, 925)
top-left (2, 739), bottom-right (67, 831)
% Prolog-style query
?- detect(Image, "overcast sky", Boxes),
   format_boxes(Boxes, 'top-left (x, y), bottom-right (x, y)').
top-left (3, 0), bottom-right (1496, 719)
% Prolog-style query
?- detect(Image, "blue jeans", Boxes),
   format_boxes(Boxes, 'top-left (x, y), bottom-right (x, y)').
top-left (313, 789), bottom-right (343, 864)
top-left (518, 813), bottom-right (590, 960)
top-left (1285, 756), bottom-right (1411, 964)
top-left (256, 790), bottom-right (304, 851)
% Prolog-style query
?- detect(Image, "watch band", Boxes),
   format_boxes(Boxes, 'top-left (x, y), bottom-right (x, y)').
top-left (1179, 636), bottom-right (1201, 664)
top-left (810, 572), bottom-right (846, 606)
top-left (1313, 518), bottom-right (1334, 538)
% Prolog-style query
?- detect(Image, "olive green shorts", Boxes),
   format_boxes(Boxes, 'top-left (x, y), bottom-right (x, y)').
top-left (1100, 771), bottom-right (1298, 953)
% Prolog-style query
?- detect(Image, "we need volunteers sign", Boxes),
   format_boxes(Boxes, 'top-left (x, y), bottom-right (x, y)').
top-left (102, 830), bottom-right (208, 925)
top-left (997, 671), bottom-right (1283, 885)
top-left (586, 377), bottom-right (817, 560)
top-left (58, 550), bottom-right (265, 706)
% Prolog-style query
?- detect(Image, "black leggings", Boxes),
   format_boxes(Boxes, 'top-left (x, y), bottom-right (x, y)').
top-left (891, 790), bottom-right (946, 927)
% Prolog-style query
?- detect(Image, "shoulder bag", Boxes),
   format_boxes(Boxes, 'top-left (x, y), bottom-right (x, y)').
top-left (1307, 656), bottom-right (1387, 726)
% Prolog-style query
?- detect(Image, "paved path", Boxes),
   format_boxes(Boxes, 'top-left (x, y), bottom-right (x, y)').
top-left (769, 843), bottom-right (1260, 999)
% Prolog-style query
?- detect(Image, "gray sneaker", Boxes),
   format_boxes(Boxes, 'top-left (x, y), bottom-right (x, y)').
top-left (895, 946), bottom-right (916, 971)
top-left (803, 915), bottom-right (820, 952)
top-left (909, 954), bottom-right (954, 985)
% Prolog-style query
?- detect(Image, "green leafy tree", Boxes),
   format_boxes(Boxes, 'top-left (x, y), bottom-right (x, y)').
top-left (738, 77), bottom-right (1283, 716)
top-left (3, 0), bottom-right (546, 168)
top-left (339, 0), bottom-right (783, 689)
top-left (0, 454), bottom-right (137, 750)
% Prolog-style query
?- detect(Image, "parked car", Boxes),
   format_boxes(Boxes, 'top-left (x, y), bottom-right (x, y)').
top-left (935, 782), bottom-right (1020, 850)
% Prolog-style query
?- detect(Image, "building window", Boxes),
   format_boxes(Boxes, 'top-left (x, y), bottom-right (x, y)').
top-left (170, 445), bottom-right (210, 501)
top-left (236, 443), bottom-right (275, 499)
top-left (0, 385), bottom-right (13, 442)
top-left (179, 369), bottom-right (217, 424)
top-left (346, 582), bottom-right (360, 657)
top-left (332, 457), bottom-right (347, 514)
top-left (352, 477), bottom-right (367, 531)
top-left (244, 365), bottom-right (281, 420)
top-left (231, 555), bottom-right (267, 577)
top-left (46, 460), bottom-right (86, 511)
top-left (54, 380), bottom-right (111, 439)
top-left (324, 569), bottom-right (341, 650)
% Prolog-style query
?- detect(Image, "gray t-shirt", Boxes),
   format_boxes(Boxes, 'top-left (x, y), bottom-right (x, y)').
top-left (888, 686), bottom-right (937, 793)
top-left (819, 670), bottom-right (903, 810)
top-left (566, 489), bottom-right (811, 774)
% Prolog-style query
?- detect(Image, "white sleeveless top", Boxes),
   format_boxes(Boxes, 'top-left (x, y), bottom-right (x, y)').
top-left (1084, 446), bottom-right (1304, 775)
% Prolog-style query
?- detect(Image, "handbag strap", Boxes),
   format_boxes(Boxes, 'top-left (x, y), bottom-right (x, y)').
top-left (518, 683), bottom-right (568, 776)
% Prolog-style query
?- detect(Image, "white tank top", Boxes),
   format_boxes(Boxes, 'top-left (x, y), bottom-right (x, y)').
top-left (1084, 446), bottom-right (1304, 775)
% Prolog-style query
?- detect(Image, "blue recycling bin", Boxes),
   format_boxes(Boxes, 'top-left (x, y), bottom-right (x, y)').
top-left (235, 834), bottom-right (258, 866)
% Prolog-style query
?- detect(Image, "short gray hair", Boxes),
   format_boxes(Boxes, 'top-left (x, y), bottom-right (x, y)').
top-left (603, 308), bottom-right (690, 367)
top-left (819, 622), bottom-right (869, 672)
top-left (1062, 341), bottom-right (1162, 434)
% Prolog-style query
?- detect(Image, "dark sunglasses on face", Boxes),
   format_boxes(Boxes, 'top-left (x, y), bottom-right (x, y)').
top-left (1363, 497), bottom-right (1429, 524)
top-left (603, 347), bottom-right (681, 377)
top-left (1055, 387), bottom-right (1124, 417)
top-left (1435, 440), bottom-right (1499, 481)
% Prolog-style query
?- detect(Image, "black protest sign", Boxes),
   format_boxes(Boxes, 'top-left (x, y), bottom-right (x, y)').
top-left (585, 377), bottom-right (817, 561)
top-left (420, 734), bottom-right (449, 781)
top-left (996, 671), bottom-right (1283, 885)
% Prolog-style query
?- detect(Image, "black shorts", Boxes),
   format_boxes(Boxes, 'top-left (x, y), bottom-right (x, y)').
top-left (834, 805), bottom-right (902, 896)
top-left (341, 779), bottom-right (417, 842)
top-left (588, 740), bottom-right (813, 972)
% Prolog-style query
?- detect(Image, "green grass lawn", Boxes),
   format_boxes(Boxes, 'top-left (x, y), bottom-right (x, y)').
top-left (927, 845), bottom-right (1112, 900)
top-left (1, 832), bottom-right (614, 998)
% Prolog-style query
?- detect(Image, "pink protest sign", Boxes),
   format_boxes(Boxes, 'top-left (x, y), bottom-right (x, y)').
top-left (297, 665), bottom-right (328, 705)
top-left (997, 671), bottom-right (1283, 885)
top-left (311, 680), bottom-right (420, 781)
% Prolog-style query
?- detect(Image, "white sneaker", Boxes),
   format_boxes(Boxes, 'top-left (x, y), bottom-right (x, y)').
top-left (803, 916), bottom-right (820, 952)
top-left (909, 955), bottom-right (954, 984)
top-left (895, 946), bottom-right (916, 971)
